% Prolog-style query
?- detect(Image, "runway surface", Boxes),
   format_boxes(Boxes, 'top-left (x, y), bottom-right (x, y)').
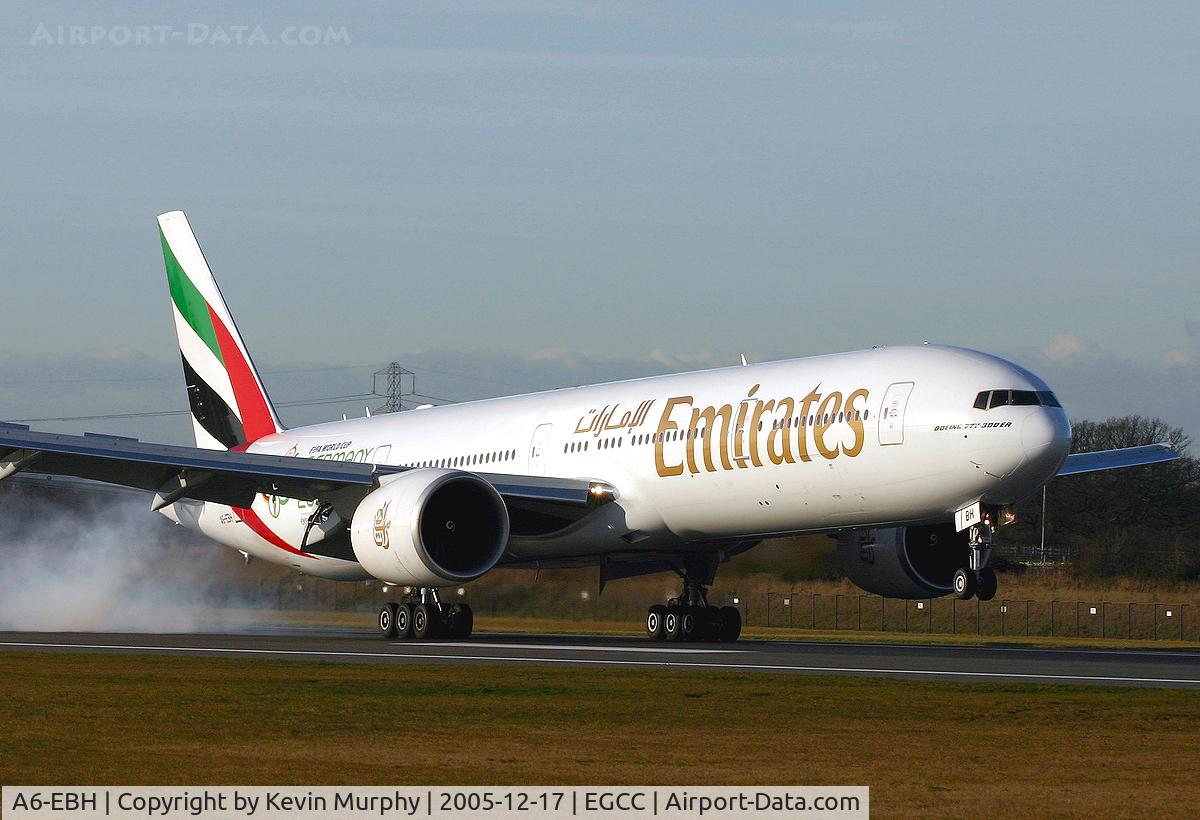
top-left (3, 628), bottom-right (1200, 688)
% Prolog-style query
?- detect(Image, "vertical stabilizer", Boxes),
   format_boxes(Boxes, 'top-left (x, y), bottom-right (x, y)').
top-left (157, 210), bottom-right (283, 450)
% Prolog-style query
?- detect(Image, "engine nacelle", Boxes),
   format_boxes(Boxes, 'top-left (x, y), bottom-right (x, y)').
top-left (350, 468), bottom-right (510, 587)
top-left (836, 524), bottom-right (970, 599)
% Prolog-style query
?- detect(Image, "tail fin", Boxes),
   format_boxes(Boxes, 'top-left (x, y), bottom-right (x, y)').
top-left (157, 210), bottom-right (284, 450)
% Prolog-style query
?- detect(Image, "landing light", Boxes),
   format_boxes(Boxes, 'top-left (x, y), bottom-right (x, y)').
top-left (587, 481), bottom-right (619, 508)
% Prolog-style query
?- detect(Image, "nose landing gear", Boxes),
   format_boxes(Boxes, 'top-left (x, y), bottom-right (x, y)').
top-left (954, 523), bottom-right (998, 601)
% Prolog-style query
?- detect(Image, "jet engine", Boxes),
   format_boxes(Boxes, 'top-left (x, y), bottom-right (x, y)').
top-left (350, 468), bottom-right (510, 587)
top-left (836, 524), bottom-right (971, 599)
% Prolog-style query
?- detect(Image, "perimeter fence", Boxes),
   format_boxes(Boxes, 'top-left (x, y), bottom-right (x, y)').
top-left (723, 591), bottom-right (1197, 642)
top-left (258, 577), bottom-right (1197, 642)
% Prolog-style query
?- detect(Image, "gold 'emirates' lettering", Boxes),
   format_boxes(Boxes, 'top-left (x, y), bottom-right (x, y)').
top-left (655, 384), bottom-right (870, 478)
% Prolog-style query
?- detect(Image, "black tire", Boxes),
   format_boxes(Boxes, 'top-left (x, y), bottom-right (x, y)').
top-left (378, 602), bottom-right (399, 639)
top-left (699, 607), bottom-right (723, 642)
top-left (452, 604), bottom-right (474, 638)
top-left (395, 603), bottom-right (413, 640)
top-left (718, 606), bottom-right (742, 642)
top-left (679, 607), bottom-right (699, 641)
top-left (646, 604), bottom-right (668, 640)
top-left (412, 603), bottom-right (435, 639)
top-left (953, 567), bottom-right (976, 600)
top-left (976, 567), bottom-right (998, 601)
top-left (664, 607), bottom-right (683, 641)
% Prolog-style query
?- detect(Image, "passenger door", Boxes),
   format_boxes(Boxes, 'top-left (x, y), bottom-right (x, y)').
top-left (878, 382), bottom-right (914, 446)
top-left (528, 423), bottom-right (553, 475)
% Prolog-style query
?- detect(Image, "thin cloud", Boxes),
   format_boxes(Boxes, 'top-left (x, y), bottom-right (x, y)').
top-left (1163, 348), bottom-right (1195, 366)
top-left (1039, 333), bottom-right (1093, 363)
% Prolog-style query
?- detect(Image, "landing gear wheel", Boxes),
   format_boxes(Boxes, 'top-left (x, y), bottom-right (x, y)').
top-left (953, 567), bottom-right (976, 600)
top-left (679, 607), bottom-right (699, 642)
top-left (646, 605), bottom-right (668, 641)
top-left (664, 607), bottom-right (683, 641)
top-left (700, 607), bottom-right (723, 641)
top-left (976, 567), bottom-right (998, 601)
top-left (378, 602), bottom-right (399, 639)
top-left (412, 603), bottom-right (435, 640)
top-left (450, 604), bottom-right (474, 638)
top-left (718, 606), bottom-right (742, 642)
top-left (394, 603), bottom-right (412, 639)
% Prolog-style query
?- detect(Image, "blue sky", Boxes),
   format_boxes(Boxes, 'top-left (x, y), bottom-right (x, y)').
top-left (1, 2), bottom-right (1197, 444)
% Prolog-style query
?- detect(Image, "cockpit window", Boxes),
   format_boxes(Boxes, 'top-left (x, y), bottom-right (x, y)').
top-left (974, 389), bottom-right (1063, 410)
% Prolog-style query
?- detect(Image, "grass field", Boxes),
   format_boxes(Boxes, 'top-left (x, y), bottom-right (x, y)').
top-left (1, 651), bottom-right (1197, 817)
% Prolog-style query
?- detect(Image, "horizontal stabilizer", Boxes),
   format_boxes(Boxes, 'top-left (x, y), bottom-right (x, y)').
top-left (1057, 443), bottom-right (1179, 477)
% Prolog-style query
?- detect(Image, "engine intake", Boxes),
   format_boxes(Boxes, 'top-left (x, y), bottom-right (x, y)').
top-left (350, 469), bottom-right (510, 586)
top-left (836, 524), bottom-right (970, 599)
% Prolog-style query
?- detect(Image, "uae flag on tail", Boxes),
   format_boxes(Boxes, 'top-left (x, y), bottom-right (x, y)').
top-left (158, 210), bottom-right (283, 450)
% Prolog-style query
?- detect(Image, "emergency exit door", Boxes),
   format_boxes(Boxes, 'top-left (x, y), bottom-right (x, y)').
top-left (877, 382), bottom-right (914, 445)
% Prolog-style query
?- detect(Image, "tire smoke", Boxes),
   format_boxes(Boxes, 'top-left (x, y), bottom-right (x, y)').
top-left (0, 480), bottom-right (253, 632)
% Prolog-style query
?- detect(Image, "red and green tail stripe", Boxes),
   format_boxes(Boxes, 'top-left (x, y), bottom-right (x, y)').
top-left (161, 225), bottom-right (280, 448)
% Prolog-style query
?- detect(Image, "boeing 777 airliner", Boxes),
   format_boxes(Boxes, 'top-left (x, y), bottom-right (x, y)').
top-left (0, 212), bottom-right (1178, 641)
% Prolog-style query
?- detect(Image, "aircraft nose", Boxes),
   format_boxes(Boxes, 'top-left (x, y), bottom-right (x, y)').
top-left (1021, 408), bottom-right (1071, 476)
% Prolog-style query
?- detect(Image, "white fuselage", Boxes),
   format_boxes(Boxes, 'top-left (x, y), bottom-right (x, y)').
top-left (166, 345), bottom-right (1071, 580)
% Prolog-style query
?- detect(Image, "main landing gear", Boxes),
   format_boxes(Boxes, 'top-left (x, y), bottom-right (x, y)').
top-left (378, 589), bottom-right (473, 640)
top-left (645, 561), bottom-right (742, 642)
top-left (953, 522), bottom-right (998, 602)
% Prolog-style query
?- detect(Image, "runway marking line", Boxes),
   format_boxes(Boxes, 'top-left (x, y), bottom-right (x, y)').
top-left (407, 641), bottom-right (744, 654)
top-left (2, 641), bottom-right (1198, 686)
top-left (767, 639), bottom-right (1200, 659)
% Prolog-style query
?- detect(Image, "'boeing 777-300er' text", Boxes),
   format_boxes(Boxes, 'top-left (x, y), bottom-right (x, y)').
top-left (0, 212), bottom-right (1179, 641)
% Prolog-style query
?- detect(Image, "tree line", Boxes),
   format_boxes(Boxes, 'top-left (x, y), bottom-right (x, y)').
top-left (999, 416), bottom-right (1200, 580)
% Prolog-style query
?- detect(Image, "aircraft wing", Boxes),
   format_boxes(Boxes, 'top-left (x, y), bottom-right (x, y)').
top-left (0, 424), bottom-right (607, 522)
top-left (1056, 443), bottom-right (1179, 477)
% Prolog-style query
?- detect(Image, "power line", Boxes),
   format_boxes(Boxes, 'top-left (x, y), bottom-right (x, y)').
top-left (4, 361), bottom-right (470, 424)
top-left (4, 393), bottom-right (378, 423)
top-left (402, 364), bottom-right (537, 390)
top-left (408, 391), bottom-right (459, 405)
top-left (0, 361), bottom-right (537, 390)
top-left (0, 363), bottom-right (380, 386)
